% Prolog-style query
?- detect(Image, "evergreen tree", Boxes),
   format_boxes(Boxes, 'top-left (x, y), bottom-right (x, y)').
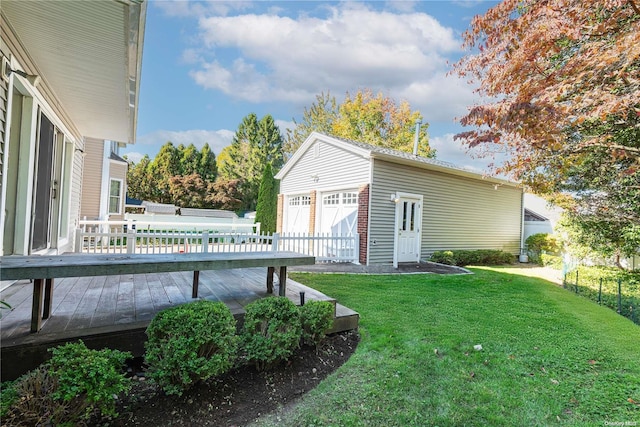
top-left (255, 163), bottom-right (278, 233)
top-left (222, 113), bottom-right (284, 211)
top-left (180, 143), bottom-right (201, 176)
top-left (199, 143), bottom-right (217, 181)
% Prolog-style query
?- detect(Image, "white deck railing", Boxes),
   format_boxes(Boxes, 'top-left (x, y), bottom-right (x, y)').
top-left (75, 221), bottom-right (359, 263)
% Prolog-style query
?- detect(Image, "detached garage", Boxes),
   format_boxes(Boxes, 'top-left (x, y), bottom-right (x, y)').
top-left (275, 132), bottom-right (524, 267)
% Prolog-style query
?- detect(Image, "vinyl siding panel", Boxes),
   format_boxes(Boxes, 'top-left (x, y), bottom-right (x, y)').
top-left (279, 140), bottom-right (369, 194)
top-left (369, 159), bottom-right (522, 265)
top-left (79, 138), bottom-right (104, 220)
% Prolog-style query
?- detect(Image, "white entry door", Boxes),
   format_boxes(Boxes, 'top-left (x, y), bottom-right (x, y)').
top-left (394, 193), bottom-right (423, 265)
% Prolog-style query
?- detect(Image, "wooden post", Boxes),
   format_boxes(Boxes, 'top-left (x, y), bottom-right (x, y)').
top-left (192, 271), bottom-right (200, 298)
top-left (31, 279), bottom-right (45, 333)
top-left (42, 278), bottom-right (54, 319)
top-left (267, 267), bottom-right (274, 294)
top-left (279, 266), bottom-right (287, 297)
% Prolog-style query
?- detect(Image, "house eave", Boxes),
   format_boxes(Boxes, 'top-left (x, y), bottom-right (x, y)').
top-left (1, 0), bottom-right (146, 145)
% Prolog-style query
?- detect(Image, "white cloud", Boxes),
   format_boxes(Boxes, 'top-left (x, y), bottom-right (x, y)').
top-left (122, 151), bottom-right (146, 164)
top-left (275, 119), bottom-right (295, 136)
top-left (134, 129), bottom-right (235, 157)
top-left (429, 133), bottom-right (503, 173)
top-left (187, 4), bottom-right (462, 105)
top-left (399, 72), bottom-right (478, 122)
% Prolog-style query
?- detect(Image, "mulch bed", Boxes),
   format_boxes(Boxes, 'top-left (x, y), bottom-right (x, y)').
top-left (112, 330), bottom-right (359, 426)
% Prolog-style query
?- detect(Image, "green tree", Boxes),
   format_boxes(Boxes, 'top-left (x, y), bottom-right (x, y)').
top-left (284, 89), bottom-right (432, 157)
top-left (255, 163), bottom-right (278, 233)
top-left (221, 113), bottom-right (284, 211)
top-left (180, 144), bottom-right (202, 176)
top-left (284, 91), bottom-right (338, 154)
top-left (126, 155), bottom-right (153, 201)
top-left (198, 143), bottom-right (217, 181)
top-left (149, 142), bottom-right (181, 203)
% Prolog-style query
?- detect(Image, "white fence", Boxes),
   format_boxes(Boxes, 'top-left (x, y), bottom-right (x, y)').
top-left (75, 221), bottom-right (359, 263)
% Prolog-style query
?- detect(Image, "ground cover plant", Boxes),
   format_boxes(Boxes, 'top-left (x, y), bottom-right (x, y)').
top-left (1, 341), bottom-right (130, 425)
top-left (254, 268), bottom-right (640, 426)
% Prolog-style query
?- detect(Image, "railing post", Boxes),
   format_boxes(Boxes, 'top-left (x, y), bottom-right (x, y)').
top-left (354, 233), bottom-right (359, 263)
top-left (202, 231), bottom-right (209, 253)
top-left (126, 229), bottom-right (134, 253)
top-left (272, 233), bottom-right (280, 252)
top-left (74, 228), bottom-right (83, 253)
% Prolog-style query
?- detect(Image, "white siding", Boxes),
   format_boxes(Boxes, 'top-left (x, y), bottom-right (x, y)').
top-left (279, 140), bottom-right (369, 194)
top-left (369, 159), bottom-right (523, 264)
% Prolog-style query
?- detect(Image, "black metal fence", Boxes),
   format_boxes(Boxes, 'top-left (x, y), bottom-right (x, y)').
top-left (563, 269), bottom-right (639, 325)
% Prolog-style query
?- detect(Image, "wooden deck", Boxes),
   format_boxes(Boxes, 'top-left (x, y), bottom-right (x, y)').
top-left (0, 268), bottom-right (358, 380)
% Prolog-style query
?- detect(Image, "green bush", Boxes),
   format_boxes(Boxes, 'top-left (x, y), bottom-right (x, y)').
top-left (2, 341), bottom-right (131, 425)
top-left (241, 297), bottom-right (302, 370)
top-left (145, 300), bottom-right (238, 396)
top-left (430, 249), bottom-right (514, 266)
top-left (429, 250), bottom-right (456, 265)
top-left (525, 233), bottom-right (560, 263)
top-left (299, 300), bottom-right (334, 346)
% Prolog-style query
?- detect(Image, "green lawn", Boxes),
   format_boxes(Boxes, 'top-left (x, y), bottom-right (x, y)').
top-left (254, 267), bottom-right (640, 427)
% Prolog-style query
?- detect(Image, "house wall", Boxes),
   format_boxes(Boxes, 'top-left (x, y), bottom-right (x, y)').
top-left (279, 139), bottom-right (369, 194)
top-left (79, 137), bottom-right (103, 220)
top-left (1, 18), bottom-right (84, 255)
top-left (369, 159), bottom-right (523, 264)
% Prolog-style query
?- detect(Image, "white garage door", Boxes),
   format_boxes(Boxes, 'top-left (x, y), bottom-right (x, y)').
top-left (320, 191), bottom-right (358, 236)
top-left (285, 195), bottom-right (310, 233)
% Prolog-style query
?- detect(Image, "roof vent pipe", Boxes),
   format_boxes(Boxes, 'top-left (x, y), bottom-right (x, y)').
top-left (412, 118), bottom-right (422, 156)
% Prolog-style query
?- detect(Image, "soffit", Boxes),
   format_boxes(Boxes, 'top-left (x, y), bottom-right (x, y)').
top-left (2, 0), bottom-right (144, 144)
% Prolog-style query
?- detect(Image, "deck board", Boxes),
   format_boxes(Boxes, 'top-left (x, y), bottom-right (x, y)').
top-left (0, 268), bottom-right (358, 346)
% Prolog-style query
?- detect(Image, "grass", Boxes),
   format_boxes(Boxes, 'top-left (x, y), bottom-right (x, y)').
top-left (254, 267), bottom-right (640, 427)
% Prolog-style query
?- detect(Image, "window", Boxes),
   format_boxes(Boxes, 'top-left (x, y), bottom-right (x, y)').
top-left (323, 193), bottom-right (340, 205)
top-left (342, 192), bottom-right (357, 205)
top-left (109, 179), bottom-right (122, 214)
top-left (301, 196), bottom-right (311, 206)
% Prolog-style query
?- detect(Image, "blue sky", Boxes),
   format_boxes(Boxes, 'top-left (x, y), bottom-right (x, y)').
top-left (126, 0), bottom-right (500, 171)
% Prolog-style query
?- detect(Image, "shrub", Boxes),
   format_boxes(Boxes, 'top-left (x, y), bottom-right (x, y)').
top-left (299, 300), bottom-right (334, 346)
top-left (525, 233), bottom-right (560, 263)
top-left (430, 249), bottom-right (514, 266)
top-left (145, 300), bottom-right (238, 396)
top-left (2, 341), bottom-right (131, 425)
top-left (429, 250), bottom-right (456, 265)
top-left (241, 297), bottom-right (302, 370)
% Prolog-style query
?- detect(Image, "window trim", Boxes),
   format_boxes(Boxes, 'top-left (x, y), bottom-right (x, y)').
top-left (108, 178), bottom-right (123, 215)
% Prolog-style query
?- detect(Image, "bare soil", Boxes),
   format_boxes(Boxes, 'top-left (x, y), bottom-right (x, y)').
top-left (111, 330), bottom-right (359, 426)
